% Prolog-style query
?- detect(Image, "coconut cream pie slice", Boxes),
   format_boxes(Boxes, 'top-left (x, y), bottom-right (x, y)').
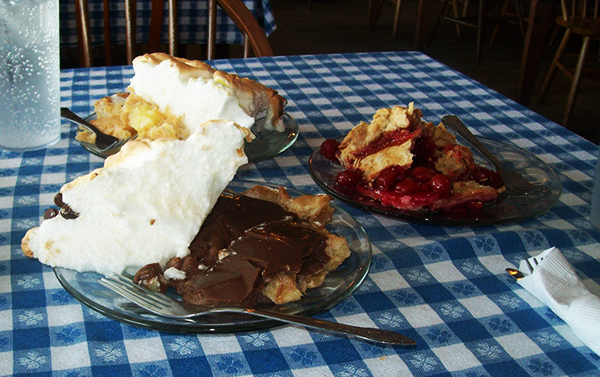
top-left (321, 103), bottom-right (504, 213)
top-left (78, 53), bottom-right (287, 144)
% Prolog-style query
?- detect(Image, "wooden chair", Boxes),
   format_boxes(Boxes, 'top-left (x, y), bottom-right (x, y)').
top-left (368, 0), bottom-right (464, 40)
top-left (75, 0), bottom-right (273, 67)
top-left (426, 0), bottom-right (510, 64)
top-left (489, 0), bottom-right (527, 45)
top-left (538, 0), bottom-right (600, 127)
top-left (367, 0), bottom-right (404, 39)
top-left (366, 0), bottom-right (443, 50)
top-left (206, 0), bottom-right (273, 59)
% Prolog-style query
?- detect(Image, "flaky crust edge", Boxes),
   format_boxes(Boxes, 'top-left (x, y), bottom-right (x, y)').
top-left (241, 185), bottom-right (351, 304)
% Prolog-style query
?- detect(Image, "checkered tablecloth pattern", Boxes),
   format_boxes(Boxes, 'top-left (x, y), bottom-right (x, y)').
top-left (59, 0), bottom-right (277, 47)
top-left (2, 52), bottom-right (600, 376)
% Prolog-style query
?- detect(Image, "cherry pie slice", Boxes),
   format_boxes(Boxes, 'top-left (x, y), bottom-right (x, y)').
top-left (320, 103), bottom-right (504, 215)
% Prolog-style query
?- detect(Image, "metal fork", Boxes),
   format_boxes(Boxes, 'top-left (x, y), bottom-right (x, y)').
top-left (100, 273), bottom-right (416, 346)
top-left (441, 115), bottom-right (546, 196)
top-left (61, 107), bottom-right (133, 153)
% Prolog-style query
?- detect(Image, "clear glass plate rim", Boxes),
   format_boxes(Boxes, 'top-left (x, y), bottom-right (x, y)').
top-left (78, 112), bottom-right (299, 163)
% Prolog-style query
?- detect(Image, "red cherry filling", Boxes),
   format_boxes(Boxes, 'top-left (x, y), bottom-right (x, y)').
top-left (337, 163), bottom-right (499, 213)
top-left (373, 166), bottom-right (405, 192)
top-left (353, 129), bottom-right (417, 160)
top-left (466, 200), bottom-right (484, 211)
top-left (328, 121), bottom-right (502, 214)
top-left (379, 190), bottom-right (439, 210)
top-left (334, 170), bottom-right (362, 194)
top-left (411, 133), bottom-right (437, 168)
top-left (428, 174), bottom-right (453, 198)
top-left (394, 177), bottom-right (420, 195)
top-left (411, 166), bottom-right (436, 182)
top-left (320, 139), bottom-right (340, 161)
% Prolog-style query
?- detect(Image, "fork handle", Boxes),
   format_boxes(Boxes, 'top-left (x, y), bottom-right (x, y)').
top-left (60, 107), bottom-right (104, 137)
top-left (441, 115), bottom-right (506, 172)
top-left (60, 107), bottom-right (117, 149)
top-left (248, 308), bottom-right (416, 346)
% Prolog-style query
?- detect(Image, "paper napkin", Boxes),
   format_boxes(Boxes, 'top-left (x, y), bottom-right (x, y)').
top-left (516, 247), bottom-right (600, 355)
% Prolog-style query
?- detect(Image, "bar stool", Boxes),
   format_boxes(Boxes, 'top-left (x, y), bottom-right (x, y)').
top-left (538, 0), bottom-right (600, 127)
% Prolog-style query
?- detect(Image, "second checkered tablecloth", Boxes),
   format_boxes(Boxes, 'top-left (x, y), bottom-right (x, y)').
top-left (59, 0), bottom-right (277, 47)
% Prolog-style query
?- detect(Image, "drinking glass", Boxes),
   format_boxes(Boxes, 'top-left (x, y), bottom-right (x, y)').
top-left (0, 0), bottom-right (61, 151)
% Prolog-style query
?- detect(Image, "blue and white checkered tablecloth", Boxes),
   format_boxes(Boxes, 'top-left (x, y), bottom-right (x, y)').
top-left (59, 0), bottom-right (277, 47)
top-left (2, 52), bottom-right (600, 376)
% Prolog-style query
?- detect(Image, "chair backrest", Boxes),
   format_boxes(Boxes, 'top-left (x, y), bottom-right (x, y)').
top-left (559, 0), bottom-right (599, 20)
top-left (75, 0), bottom-right (273, 68)
top-left (208, 0), bottom-right (274, 59)
top-left (558, 0), bottom-right (600, 36)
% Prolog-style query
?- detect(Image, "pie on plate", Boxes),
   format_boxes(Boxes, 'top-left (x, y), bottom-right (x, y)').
top-left (52, 181), bottom-right (372, 333)
top-left (74, 53), bottom-right (298, 162)
top-left (309, 104), bottom-right (562, 225)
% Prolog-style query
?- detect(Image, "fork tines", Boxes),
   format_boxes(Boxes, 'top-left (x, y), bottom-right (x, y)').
top-left (100, 273), bottom-right (173, 309)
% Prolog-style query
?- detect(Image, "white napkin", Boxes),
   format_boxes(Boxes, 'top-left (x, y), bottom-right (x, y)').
top-left (517, 247), bottom-right (600, 355)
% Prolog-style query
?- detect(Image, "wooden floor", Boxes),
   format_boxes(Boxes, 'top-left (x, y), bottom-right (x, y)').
top-left (267, 0), bottom-right (600, 144)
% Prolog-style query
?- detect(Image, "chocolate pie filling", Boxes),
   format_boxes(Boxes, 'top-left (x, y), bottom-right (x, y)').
top-left (135, 192), bottom-right (332, 308)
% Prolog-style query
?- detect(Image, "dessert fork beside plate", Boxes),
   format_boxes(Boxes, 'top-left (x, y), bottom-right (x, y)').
top-left (441, 115), bottom-right (549, 196)
top-left (100, 273), bottom-right (417, 346)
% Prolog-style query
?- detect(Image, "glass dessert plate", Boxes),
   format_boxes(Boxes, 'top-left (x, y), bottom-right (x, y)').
top-left (53, 180), bottom-right (372, 333)
top-left (78, 113), bottom-right (299, 163)
top-left (309, 137), bottom-right (562, 226)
